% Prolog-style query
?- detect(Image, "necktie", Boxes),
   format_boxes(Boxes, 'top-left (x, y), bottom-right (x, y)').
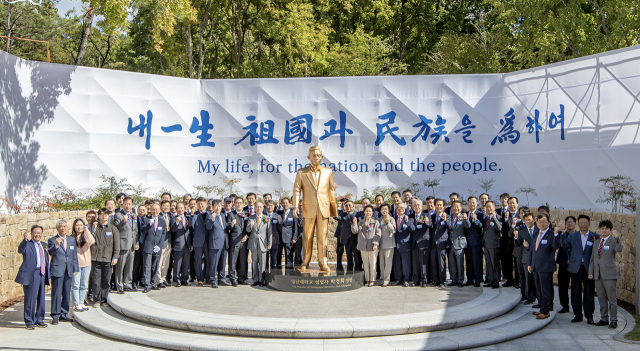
top-left (37, 242), bottom-right (45, 275)
top-left (62, 236), bottom-right (67, 251)
top-left (397, 217), bottom-right (401, 231)
top-left (154, 218), bottom-right (158, 232)
top-left (219, 214), bottom-right (224, 228)
top-left (436, 215), bottom-right (440, 227)
top-left (485, 216), bottom-right (490, 228)
top-left (535, 231), bottom-right (544, 251)
top-left (250, 207), bottom-right (254, 216)
top-left (529, 228), bottom-right (533, 238)
top-left (258, 215), bottom-right (261, 228)
top-left (598, 238), bottom-right (604, 256)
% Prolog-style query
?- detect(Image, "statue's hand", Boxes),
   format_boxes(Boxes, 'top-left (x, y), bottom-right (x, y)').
top-left (293, 208), bottom-right (299, 218)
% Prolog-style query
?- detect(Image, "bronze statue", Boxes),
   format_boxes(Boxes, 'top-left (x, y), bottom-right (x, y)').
top-left (292, 146), bottom-right (338, 272)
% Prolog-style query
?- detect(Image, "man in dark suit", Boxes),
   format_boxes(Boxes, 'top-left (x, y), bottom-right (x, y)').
top-left (499, 196), bottom-right (518, 287)
top-left (233, 197), bottom-right (250, 284)
top-left (225, 197), bottom-right (244, 286)
top-left (278, 197), bottom-right (299, 269)
top-left (190, 197), bottom-right (209, 286)
top-left (409, 198), bottom-right (431, 287)
top-left (509, 207), bottom-right (528, 300)
top-left (528, 213), bottom-right (560, 319)
top-left (47, 220), bottom-right (79, 324)
top-left (563, 214), bottom-right (599, 324)
top-left (515, 211), bottom-right (537, 304)
top-left (333, 198), bottom-right (347, 269)
top-left (294, 202), bottom-right (305, 266)
top-left (401, 189), bottom-right (414, 216)
top-left (206, 199), bottom-right (227, 288)
top-left (265, 200), bottom-right (281, 268)
top-left (247, 201), bottom-right (273, 286)
top-left (16, 225), bottom-right (50, 329)
top-left (113, 196), bottom-right (139, 293)
top-left (335, 200), bottom-right (357, 270)
top-left (446, 201), bottom-right (470, 287)
top-left (394, 203), bottom-right (414, 286)
top-left (131, 205), bottom-right (148, 289)
top-left (140, 203), bottom-right (163, 293)
top-left (429, 199), bottom-right (450, 288)
top-left (170, 202), bottom-right (192, 287)
top-left (482, 202), bottom-right (502, 289)
top-left (215, 198), bottom-right (236, 286)
top-left (465, 196), bottom-right (484, 287)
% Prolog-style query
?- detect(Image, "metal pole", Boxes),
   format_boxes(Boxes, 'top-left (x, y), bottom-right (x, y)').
top-left (635, 199), bottom-right (639, 314)
top-left (0, 36), bottom-right (50, 62)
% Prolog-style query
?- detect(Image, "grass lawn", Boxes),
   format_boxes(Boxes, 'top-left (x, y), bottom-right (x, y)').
top-left (625, 310), bottom-right (640, 341)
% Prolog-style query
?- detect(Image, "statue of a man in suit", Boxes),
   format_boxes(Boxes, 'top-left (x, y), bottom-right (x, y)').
top-left (292, 146), bottom-right (338, 272)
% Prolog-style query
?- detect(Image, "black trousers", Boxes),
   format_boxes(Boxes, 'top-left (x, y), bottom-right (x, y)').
top-left (523, 264), bottom-right (536, 301)
top-left (466, 246), bottom-right (483, 284)
top-left (430, 247), bottom-right (447, 284)
top-left (336, 241), bottom-right (346, 268)
top-left (293, 239), bottom-right (303, 265)
top-left (267, 244), bottom-right (279, 268)
top-left (282, 242), bottom-right (294, 268)
top-left (91, 261), bottom-right (112, 303)
top-left (513, 256), bottom-right (520, 284)
top-left (238, 243), bottom-right (249, 282)
top-left (228, 242), bottom-right (244, 282)
top-left (217, 248), bottom-right (227, 282)
top-left (189, 249), bottom-right (196, 281)
top-left (142, 253), bottom-right (160, 288)
top-left (571, 265), bottom-right (595, 319)
top-left (172, 246), bottom-right (190, 284)
top-left (192, 245), bottom-right (207, 282)
top-left (411, 245), bottom-right (421, 284)
top-left (558, 265), bottom-right (571, 309)
top-left (393, 249), bottom-right (412, 283)
top-left (500, 245), bottom-right (514, 284)
top-left (132, 248), bottom-right (144, 287)
top-left (277, 239), bottom-right (285, 268)
top-left (413, 247), bottom-right (430, 283)
top-left (484, 247), bottom-right (501, 284)
top-left (347, 235), bottom-right (361, 270)
top-left (165, 250), bottom-right (173, 283)
top-left (534, 270), bottom-right (554, 314)
top-left (208, 249), bottom-right (221, 283)
top-left (515, 255), bottom-right (526, 298)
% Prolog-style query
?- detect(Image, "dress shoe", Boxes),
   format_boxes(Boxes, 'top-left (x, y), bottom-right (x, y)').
top-left (458, 284), bottom-right (464, 288)
top-left (410, 282), bottom-right (416, 287)
top-left (381, 283), bottom-right (388, 287)
top-left (513, 283), bottom-right (520, 289)
top-left (491, 283), bottom-right (499, 289)
top-left (26, 324), bottom-right (35, 330)
top-left (571, 316), bottom-right (583, 323)
top-left (175, 282), bottom-right (181, 287)
top-left (92, 302), bottom-right (101, 308)
top-left (532, 304), bottom-right (541, 308)
top-left (143, 288), bottom-right (151, 293)
top-left (523, 300), bottom-right (534, 305)
top-left (59, 316), bottom-right (73, 322)
top-left (261, 282), bottom-right (267, 287)
top-left (159, 283), bottom-right (166, 288)
top-left (520, 297), bottom-right (527, 302)
top-left (403, 282), bottom-right (410, 287)
top-left (558, 307), bottom-right (570, 314)
top-left (151, 285), bottom-right (161, 290)
top-left (594, 320), bottom-right (609, 326)
top-left (447, 282), bottom-right (457, 287)
top-left (35, 322), bottom-right (47, 328)
top-left (189, 278), bottom-right (195, 283)
top-left (437, 283), bottom-right (445, 288)
top-left (483, 283), bottom-right (493, 287)
top-left (197, 282), bottom-right (203, 287)
top-left (239, 280), bottom-right (249, 285)
top-left (100, 302), bottom-right (109, 307)
top-left (390, 281), bottom-right (401, 286)
top-left (252, 282), bottom-right (261, 287)
top-left (533, 312), bottom-right (541, 316)
top-left (219, 280), bottom-right (229, 286)
top-left (232, 281), bottom-right (238, 287)
top-left (212, 283), bottom-right (218, 288)
top-left (117, 289), bottom-right (125, 295)
top-left (124, 286), bottom-right (137, 292)
top-left (428, 282), bottom-right (437, 287)
top-left (421, 282), bottom-right (427, 288)
top-left (586, 317), bottom-right (595, 325)
top-left (51, 318), bottom-right (59, 325)
top-left (609, 322), bottom-right (617, 329)
top-left (536, 313), bottom-right (550, 319)
top-left (474, 283), bottom-right (481, 287)
top-left (502, 282), bottom-right (513, 287)
top-left (463, 281), bottom-right (473, 286)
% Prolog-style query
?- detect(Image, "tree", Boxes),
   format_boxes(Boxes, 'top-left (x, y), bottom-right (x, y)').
top-left (596, 175), bottom-right (636, 213)
top-left (515, 187), bottom-right (537, 206)
top-left (220, 175), bottom-right (242, 196)
top-left (193, 181), bottom-right (219, 198)
top-left (478, 178), bottom-right (495, 195)
top-left (423, 178), bottom-right (441, 197)
top-left (75, 0), bottom-right (129, 66)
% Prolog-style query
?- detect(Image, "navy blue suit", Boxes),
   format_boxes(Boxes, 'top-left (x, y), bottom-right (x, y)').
top-left (410, 211), bottom-right (431, 284)
top-left (393, 215), bottom-right (414, 283)
top-left (265, 212), bottom-right (280, 268)
top-left (206, 212), bottom-right (227, 284)
top-left (278, 209), bottom-right (299, 268)
top-left (516, 225), bottom-right (537, 301)
top-left (563, 230), bottom-right (600, 320)
top-left (530, 228), bottom-right (560, 315)
top-left (465, 211), bottom-right (484, 284)
top-left (430, 213), bottom-right (450, 284)
top-left (190, 211), bottom-right (209, 282)
top-left (170, 214), bottom-right (192, 284)
top-left (47, 235), bottom-right (79, 320)
top-left (16, 239), bottom-right (50, 326)
top-left (140, 216), bottom-right (165, 288)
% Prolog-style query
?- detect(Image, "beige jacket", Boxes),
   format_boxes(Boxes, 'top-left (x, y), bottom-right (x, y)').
top-left (75, 228), bottom-right (95, 267)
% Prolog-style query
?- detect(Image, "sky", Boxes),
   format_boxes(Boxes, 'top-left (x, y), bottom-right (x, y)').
top-left (55, 0), bottom-right (83, 17)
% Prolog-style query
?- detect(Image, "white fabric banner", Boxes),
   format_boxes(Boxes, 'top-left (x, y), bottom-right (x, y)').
top-left (1, 46), bottom-right (639, 210)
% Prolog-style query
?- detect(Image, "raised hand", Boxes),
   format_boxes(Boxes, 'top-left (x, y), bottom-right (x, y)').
top-left (462, 213), bottom-right (467, 220)
top-left (23, 231), bottom-right (31, 241)
top-left (612, 229), bottom-right (619, 238)
top-left (176, 216), bottom-right (182, 223)
top-left (55, 236), bottom-right (62, 247)
top-left (514, 230), bottom-right (519, 239)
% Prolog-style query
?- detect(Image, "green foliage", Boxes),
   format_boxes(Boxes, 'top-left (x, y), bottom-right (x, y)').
top-left (423, 178), bottom-right (441, 197)
top-left (596, 175), bottom-right (636, 213)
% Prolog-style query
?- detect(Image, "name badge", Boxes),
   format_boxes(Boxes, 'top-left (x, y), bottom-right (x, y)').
top-left (106, 232), bottom-right (112, 237)
top-left (69, 246), bottom-right (75, 250)
top-left (586, 241), bottom-right (593, 246)
top-left (440, 221), bottom-right (445, 226)
top-left (288, 218), bottom-right (293, 222)
top-left (402, 224), bottom-right (408, 229)
top-left (604, 246), bottom-right (610, 250)
top-left (368, 227), bottom-right (373, 232)
top-left (489, 222), bottom-right (494, 226)
top-left (417, 225), bottom-right (423, 229)
top-left (158, 227), bottom-right (162, 231)
top-left (456, 221), bottom-right (462, 225)
top-left (244, 217), bottom-right (248, 221)
top-left (541, 240), bottom-right (547, 244)
top-left (273, 219), bottom-right (278, 223)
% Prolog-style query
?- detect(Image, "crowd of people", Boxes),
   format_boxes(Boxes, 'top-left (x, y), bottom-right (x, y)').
top-left (15, 189), bottom-right (623, 331)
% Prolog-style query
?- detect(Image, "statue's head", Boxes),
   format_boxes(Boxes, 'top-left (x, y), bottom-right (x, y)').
top-left (307, 146), bottom-right (323, 167)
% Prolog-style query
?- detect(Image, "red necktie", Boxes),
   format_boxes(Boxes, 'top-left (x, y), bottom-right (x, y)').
top-left (397, 217), bottom-right (401, 231)
top-left (598, 239), bottom-right (604, 256)
top-left (250, 207), bottom-right (254, 216)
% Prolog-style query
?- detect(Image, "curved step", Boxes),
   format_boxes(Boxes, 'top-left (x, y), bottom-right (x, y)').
top-left (74, 298), bottom-right (555, 350)
top-left (106, 287), bottom-right (521, 338)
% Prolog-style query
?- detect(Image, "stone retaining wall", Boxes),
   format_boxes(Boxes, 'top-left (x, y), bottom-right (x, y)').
top-left (1, 209), bottom-right (636, 307)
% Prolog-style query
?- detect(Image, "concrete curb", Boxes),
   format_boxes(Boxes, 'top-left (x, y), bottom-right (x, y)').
top-left (613, 306), bottom-right (640, 344)
top-left (106, 286), bottom-right (521, 338)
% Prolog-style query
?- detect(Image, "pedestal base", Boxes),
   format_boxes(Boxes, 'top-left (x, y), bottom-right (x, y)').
top-left (265, 264), bottom-right (364, 293)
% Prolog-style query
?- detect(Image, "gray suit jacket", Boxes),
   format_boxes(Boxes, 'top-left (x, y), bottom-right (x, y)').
top-left (588, 236), bottom-right (622, 280)
top-left (447, 217), bottom-right (470, 250)
top-left (246, 215), bottom-right (272, 253)
top-left (351, 219), bottom-right (381, 251)
top-left (378, 217), bottom-right (396, 250)
top-left (114, 212), bottom-right (139, 251)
